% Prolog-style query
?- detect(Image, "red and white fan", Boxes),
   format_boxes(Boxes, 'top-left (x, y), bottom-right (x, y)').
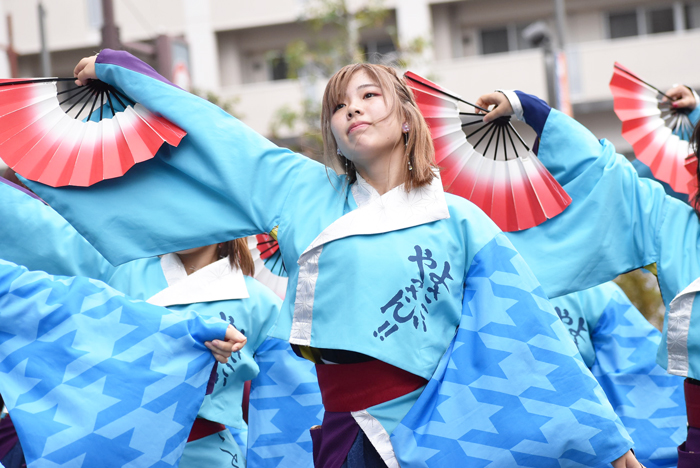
top-left (404, 71), bottom-right (571, 232)
top-left (248, 227), bottom-right (288, 299)
top-left (0, 77), bottom-right (186, 187)
top-left (610, 63), bottom-right (695, 194)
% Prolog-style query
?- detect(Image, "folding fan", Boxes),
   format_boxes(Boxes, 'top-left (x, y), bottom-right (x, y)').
top-left (610, 63), bottom-right (695, 194)
top-left (0, 77), bottom-right (186, 187)
top-left (248, 227), bottom-right (288, 299)
top-left (404, 71), bottom-right (571, 232)
top-left (686, 155), bottom-right (699, 203)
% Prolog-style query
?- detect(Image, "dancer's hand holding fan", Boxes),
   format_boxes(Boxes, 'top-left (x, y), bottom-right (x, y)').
top-left (405, 72), bottom-right (571, 232)
top-left (0, 55), bottom-right (186, 187)
top-left (610, 63), bottom-right (699, 194)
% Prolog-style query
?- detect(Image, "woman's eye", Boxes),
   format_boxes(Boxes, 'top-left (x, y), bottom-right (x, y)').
top-left (334, 103), bottom-right (346, 112)
top-left (364, 93), bottom-right (376, 99)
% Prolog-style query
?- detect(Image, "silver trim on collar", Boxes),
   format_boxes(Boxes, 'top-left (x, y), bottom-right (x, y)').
top-left (666, 278), bottom-right (700, 376)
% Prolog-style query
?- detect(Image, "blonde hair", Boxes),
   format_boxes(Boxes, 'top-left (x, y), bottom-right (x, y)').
top-left (321, 63), bottom-right (436, 191)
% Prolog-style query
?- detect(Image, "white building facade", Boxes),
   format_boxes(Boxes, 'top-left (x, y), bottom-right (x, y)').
top-left (3, 0), bottom-right (700, 153)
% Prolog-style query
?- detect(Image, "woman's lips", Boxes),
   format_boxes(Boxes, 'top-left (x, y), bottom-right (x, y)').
top-left (348, 122), bottom-right (370, 134)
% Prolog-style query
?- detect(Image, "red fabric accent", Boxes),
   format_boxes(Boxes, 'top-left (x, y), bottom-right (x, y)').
top-left (0, 414), bottom-right (19, 461)
top-left (187, 418), bottom-right (226, 443)
top-left (316, 360), bottom-right (428, 412)
top-left (678, 440), bottom-right (700, 468)
top-left (206, 363), bottom-right (218, 396)
top-left (242, 380), bottom-right (251, 424)
top-left (686, 379), bottom-right (700, 429)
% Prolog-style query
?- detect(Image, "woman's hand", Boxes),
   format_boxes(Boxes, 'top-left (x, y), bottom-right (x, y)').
top-left (475, 92), bottom-right (514, 123)
top-left (205, 324), bottom-right (247, 364)
top-left (74, 55), bottom-right (98, 86)
top-left (611, 450), bottom-right (644, 468)
top-left (665, 85), bottom-right (697, 110)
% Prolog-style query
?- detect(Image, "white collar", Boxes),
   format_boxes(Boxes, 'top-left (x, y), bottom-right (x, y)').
top-left (147, 254), bottom-right (249, 307)
top-left (351, 172), bottom-right (387, 207)
top-left (301, 171), bottom-right (450, 258)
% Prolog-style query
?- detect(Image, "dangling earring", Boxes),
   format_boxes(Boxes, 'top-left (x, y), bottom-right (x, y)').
top-left (402, 122), bottom-right (410, 147)
top-left (338, 148), bottom-right (348, 173)
top-left (402, 122), bottom-right (413, 171)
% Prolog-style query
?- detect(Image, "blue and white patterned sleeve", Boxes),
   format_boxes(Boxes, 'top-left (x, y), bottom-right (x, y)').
top-left (504, 92), bottom-right (694, 300)
top-left (0, 258), bottom-right (228, 467)
top-left (22, 49), bottom-right (317, 266)
top-left (586, 283), bottom-right (686, 468)
top-left (246, 337), bottom-right (323, 468)
top-left (391, 234), bottom-right (633, 467)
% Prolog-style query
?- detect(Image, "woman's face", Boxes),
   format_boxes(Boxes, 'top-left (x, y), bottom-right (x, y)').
top-left (330, 70), bottom-right (403, 168)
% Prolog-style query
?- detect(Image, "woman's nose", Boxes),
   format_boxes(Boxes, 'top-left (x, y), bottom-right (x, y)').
top-left (346, 107), bottom-right (361, 118)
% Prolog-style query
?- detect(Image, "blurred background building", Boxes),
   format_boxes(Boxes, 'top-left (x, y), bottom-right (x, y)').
top-left (1, 0), bottom-right (699, 148)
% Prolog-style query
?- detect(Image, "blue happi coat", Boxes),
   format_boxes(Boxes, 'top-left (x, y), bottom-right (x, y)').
top-left (0, 178), bottom-right (321, 467)
top-left (0, 258), bottom-right (227, 467)
top-left (247, 337), bottom-right (323, 468)
top-left (22, 49), bottom-right (634, 465)
top-left (551, 282), bottom-right (686, 467)
top-left (503, 91), bottom-right (700, 380)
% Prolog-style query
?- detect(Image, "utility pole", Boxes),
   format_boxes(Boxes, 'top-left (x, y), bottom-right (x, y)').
top-left (553, 0), bottom-right (572, 116)
top-left (37, 2), bottom-right (51, 76)
top-left (553, 0), bottom-right (567, 49)
top-left (6, 15), bottom-right (18, 77)
top-left (101, 0), bottom-right (120, 49)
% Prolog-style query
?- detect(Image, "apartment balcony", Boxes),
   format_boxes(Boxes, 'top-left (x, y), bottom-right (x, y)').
top-left (221, 27), bottom-right (700, 153)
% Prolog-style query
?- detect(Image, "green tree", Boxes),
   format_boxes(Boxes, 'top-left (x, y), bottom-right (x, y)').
top-left (614, 268), bottom-right (665, 330)
top-left (269, 0), bottom-right (427, 160)
top-left (192, 88), bottom-right (242, 120)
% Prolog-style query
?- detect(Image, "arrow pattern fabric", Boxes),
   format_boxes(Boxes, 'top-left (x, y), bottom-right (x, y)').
top-left (391, 235), bottom-right (633, 467)
top-left (0, 259), bottom-right (228, 467)
top-left (247, 338), bottom-right (323, 468)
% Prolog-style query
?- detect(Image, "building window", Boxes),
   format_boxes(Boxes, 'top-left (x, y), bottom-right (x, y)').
top-left (607, 4), bottom-right (694, 38)
top-left (478, 24), bottom-right (537, 55)
top-left (687, 2), bottom-right (700, 29)
top-left (480, 27), bottom-right (509, 55)
top-left (268, 55), bottom-right (288, 81)
top-left (647, 6), bottom-right (675, 33)
top-left (361, 40), bottom-right (397, 65)
top-left (608, 10), bottom-right (638, 38)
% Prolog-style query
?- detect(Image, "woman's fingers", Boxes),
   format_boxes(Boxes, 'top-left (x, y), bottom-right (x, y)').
top-left (224, 324), bottom-right (247, 349)
top-left (475, 92), bottom-right (514, 123)
top-left (74, 56), bottom-right (98, 86)
top-left (204, 324), bottom-right (248, 363)
top-left (664, 84), bottom-right (696, 110)
top-left (205, 341), bottom-right (231, 363)
top-left (609, 449), bottom-right (642, 468)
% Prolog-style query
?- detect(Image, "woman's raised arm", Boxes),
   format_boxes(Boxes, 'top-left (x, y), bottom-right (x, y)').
top-left (0, 177), bottom-right (117, 280)
top-left (22, 50), bottom-right (317, 265)
top-left (493, 91), bottom-right (690, 299)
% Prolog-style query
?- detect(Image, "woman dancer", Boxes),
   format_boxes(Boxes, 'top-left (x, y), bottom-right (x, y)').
top-left (16, 50), bottom-right (640, 466)
top-left (551, 282), bottom-right (686, 468)
top-left (0, 256), bottom-right (242, 467)
top-left (0, 176), bottom-right (320, 467)
top-left (472, 86), bottom-right (700, 466)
